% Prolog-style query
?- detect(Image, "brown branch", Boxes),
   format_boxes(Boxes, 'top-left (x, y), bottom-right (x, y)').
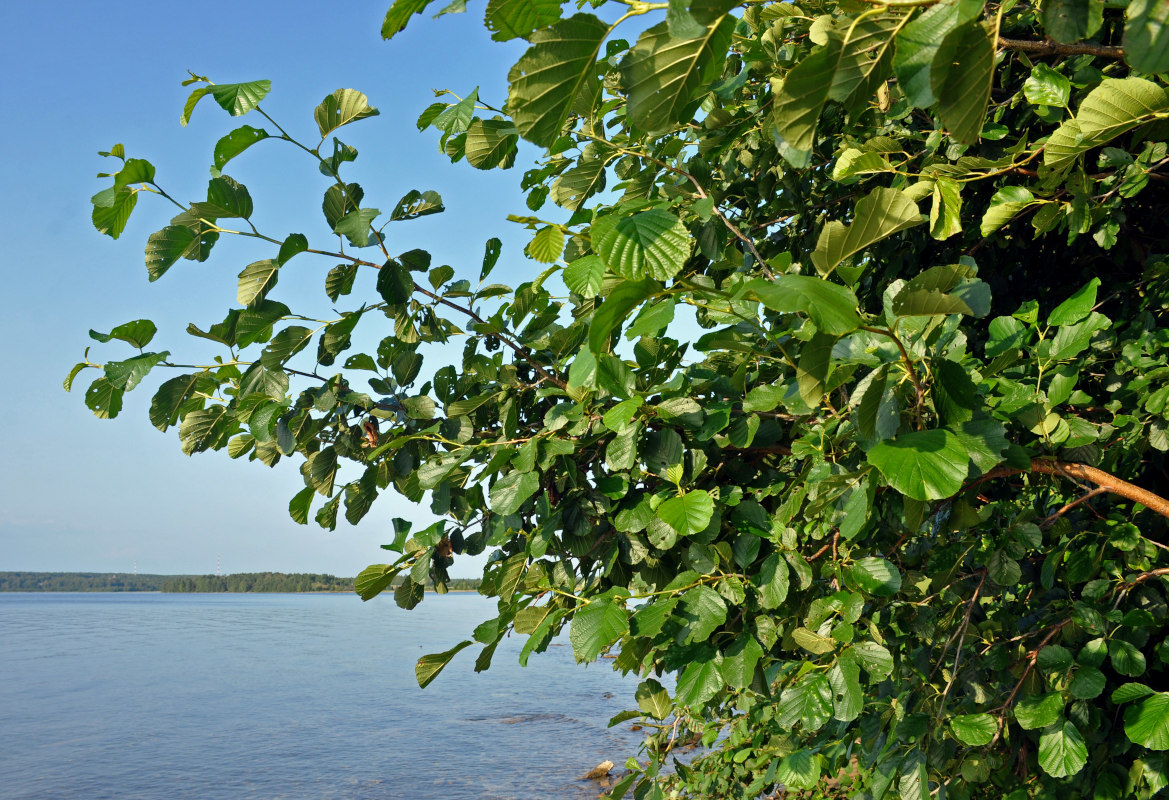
top-left (1038, 486), bottom-right (1109, 529)
top-left (975, 459), bottom-right (1169, 521)
top-left (988, 619), bottom-right (1071, 747)
top-left (998, 37), bottom-right (1126, 59)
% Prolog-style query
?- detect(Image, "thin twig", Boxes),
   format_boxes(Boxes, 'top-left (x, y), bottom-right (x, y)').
top-left (988, 619), bottom-right (1071, 747)
top-left (936, 570), bottom-right (987, 721)
top-left (1038, 486), bottom-right (1109, 529)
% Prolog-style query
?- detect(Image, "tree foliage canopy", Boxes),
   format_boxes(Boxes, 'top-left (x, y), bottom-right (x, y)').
top-left (73, 0), bottom-right (1169, 797)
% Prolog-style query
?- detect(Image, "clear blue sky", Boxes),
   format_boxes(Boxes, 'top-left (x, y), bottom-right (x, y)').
top-left (0, 1), bottom-right (564, 576)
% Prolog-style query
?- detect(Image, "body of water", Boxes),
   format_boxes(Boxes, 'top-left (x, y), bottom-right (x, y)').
top-left (0, 592), bottom-right (642, 799)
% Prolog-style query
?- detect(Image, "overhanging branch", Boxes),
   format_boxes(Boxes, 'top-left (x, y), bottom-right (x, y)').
top-left (977, 459), bottom-right (1169, 521)
top-left (998, 37), bottom-right (1125, 60)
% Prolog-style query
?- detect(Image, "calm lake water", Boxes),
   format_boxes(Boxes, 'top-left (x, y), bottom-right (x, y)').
top-left (0, 592), bottom-right (642, 800)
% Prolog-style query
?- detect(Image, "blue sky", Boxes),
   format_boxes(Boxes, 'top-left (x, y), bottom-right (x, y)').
top-left (0, 1), bottom-right (571, 576)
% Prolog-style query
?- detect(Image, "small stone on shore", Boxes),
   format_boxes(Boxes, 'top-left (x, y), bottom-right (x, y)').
top-left (583, 760), bottom-right (614, 780)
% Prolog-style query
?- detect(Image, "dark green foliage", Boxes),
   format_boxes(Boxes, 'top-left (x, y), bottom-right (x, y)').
top-left (72, 3), bottom-right (1169, 799)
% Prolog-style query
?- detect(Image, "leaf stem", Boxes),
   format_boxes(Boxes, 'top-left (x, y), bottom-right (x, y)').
top-left (859, 325), bottom-right (924, 429)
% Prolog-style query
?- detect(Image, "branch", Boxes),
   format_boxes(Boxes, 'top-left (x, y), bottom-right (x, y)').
top-left (988, 619), bottom-right (1071, 747)
top-left (975, 459), bottom-right (1169, 521)
top-left (1038, 486), bottom-right (1108, 529)
top-left (860, 325), bottom-right (925, 428)
top-left (998, 37), bottom-right (1126, 60)
top-left (410, 281), bottom-right (568, 391)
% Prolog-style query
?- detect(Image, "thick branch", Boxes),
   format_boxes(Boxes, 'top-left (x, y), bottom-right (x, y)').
top-left (998, 37), bottom-right (1125, 60)
top-left (978, 459), bottom-right (1169, 520)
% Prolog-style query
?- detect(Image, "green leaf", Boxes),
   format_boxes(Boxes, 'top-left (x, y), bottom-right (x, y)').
top-left (355, 564), bottom-right (396, 601)
top-left (828, 654), bottom-right (864, 721)
top-left (588, 278), bottom-right (659, 353)
top-left (464, 119), bottom-right (518, 170)
top-left (490, 470), bottom-right (540, 515)
top-left (1024, 64), bottom-right (1071, 108)
top-left (776, 750), bottom-right (821, 791)
top-left (550, 154), bottom-right (610, 211)
top-left (391, 189), bottom-right (444, 221)
top-left (827, 14), bottom-right (902, 114)
top-left (507, 14), bottom-right (609, 147)
top-left (620, 9), bottom-right (736, 132)
top-left (197, 175), bottom-right (253, 220)
top-left (674, 653), bottom-right (723, 706)
top-left (618, 304), bottom-right (671, 347)
top-left (1113, 683), bottom-right (1155, 703)
top-left (89, 319), bottom-right (157, 349)
top-left (1110, 638), bottom-right (1147, 676)
top-left (593, 209), bottom-right (693, 281)
top-left (382, 0), bottom-right (436, 39)
top-left (852, 641), bottom-right (894, 680)
top-left (570, 600), bottom-right (629, 662)
top-left (1049, 278), bottom-right (1101, 326)
top-left (797, 332), bottom-right (836, 408)
top-left (277, 234), bottom-right (308, 266)
top-left (930, 178), bottom-right (963, 240)
top-left (149, 373), bottom-right (203, 431)
top-left (981, 187), bottom-right (1037, 237)
top-left (85, 377), bottom-right (124, 419)
top-left (288, 486), bottom-right (314, 525)
top-left (315, 89), bottom-right (379, 140)
top-left (933, 360), bottom-right (980, 424)
top-left (932, 21), bottom-right (995, 144)
top-left (636, 678), bottom-right (672, 720)
top-left (892, 288), bottom-right (973, 317)
top-left (142, 225), bottom-right (197, 282)
top-left (657, 490), bottom-right (715, 537)
top-left (1125, 693), bottom-right (1169, 749)
top-left (1038, 719), bottom-right (1087, 778)
top-left (527, 225), bottom-right (565, 264)
top-left (213, 125), bottom-right (269, 170)
top-left (893, 0), bottom-right (984, 107)
top-left (680, 584), bottom-right (727, 643)
top-left (485, 0), bottom-right (562, 41)
top-left (867, 429), bottom-right (970, 501)
top-left (91, 186), bottom-right (137, 239)
top-left (415, 640), bottom-right (473, 688)
top-left (237, 259), bottom-right (280, 307)
top-left (847, 557), bottom-right (902, 597)
top-left (769, 36), bottom-right (843, 168)
top-left (1069, 666), bottom-right (1107, 699)
top-left (563, 254), bottom-right (606, 298)
top-left (1045, 79), bottom-right (1169, 173)
top-left (104, 351), bottom-right (169, 391)
top-left (722, 634), bottom-right (764, 690)
top-left (1044, 0), bottom-right (1099, 43)
top-left (261, 326), bottom-right (313, 370)
top-left (776, 673), bottom-right (833, 732)
top-left (950, 713), bottom-right (997, 746)
top-left (811, 188), bottom-right (923, 276)
top-left (754, 552), bottom-right (789, 609)
top-left (394, 578), bottom-right (425, 609)
top-left (208, 80), bottom-right (271, 117)
top-left (742, 275), bottom-right (861, 336)
top-left (1015, 692), bottom-right (1063, 730)
top-left (333, 208), bottom-right (381, 248)
top-left (1126, 0), bottom-right (1169, 73)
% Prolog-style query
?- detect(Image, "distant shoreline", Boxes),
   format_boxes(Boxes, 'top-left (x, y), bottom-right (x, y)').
top-left (0, 571), bottom-right (481, 593)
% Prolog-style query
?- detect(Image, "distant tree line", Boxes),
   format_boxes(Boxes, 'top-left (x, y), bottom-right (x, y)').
top-left (162, 572), bottom-right (354, 593)
top-left (0, 572), bottom-right (173, 592)
top-left (0, 571), bottom-right (481, 593)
